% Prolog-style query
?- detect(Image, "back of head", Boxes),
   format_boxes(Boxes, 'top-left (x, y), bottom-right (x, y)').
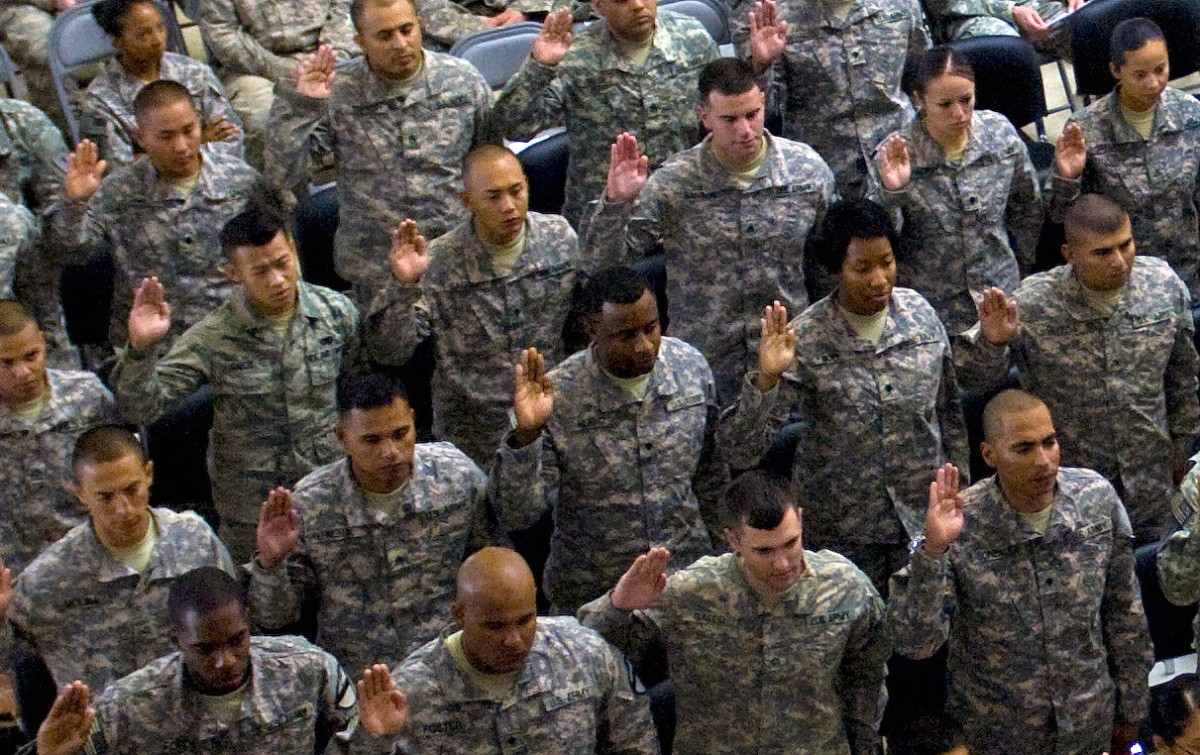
top-left (912, 44), bottom-right (975, 96)
top-left (350, 0), bottom-right (413, 30)
top-left (72, 424), bottom-right (145, 478)
top-left (1152, 673), bottom-right (1200, 745)
top-left (167, 566), bottom-right (248, 630)
top-left (462, 143), bottom-right (523, 185)
top-left (219, 203), bottom-right (290, 261)
top-left (1062, 193), bottom-right (1128, 245)
top-left (1110, 17), bottom-right (1166, 66)
top-left (814, 199), bottom-right (898, 273)
top-left (93, 0), bottom-right (154, 37)
top-left (335, 371), bottom-right (410, 417)
top-left (0, 300), bottom-right (36, 338)
top-left (698, 58), bottom-right (758, 104)
top-left (578, 266), bottom-right (651, 326)
top-left (723, 470), bottom-right (796, 530)
top-left (981, 388), bottom-right (1046, 442)
top-left (456, 547), bottom-right (535, 600)
top-left (132, 79), bottom-right (192, 124)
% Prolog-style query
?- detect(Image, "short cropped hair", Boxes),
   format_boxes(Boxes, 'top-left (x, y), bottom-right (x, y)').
top-left (72, 425), bottom-right (145, 477)
top-left (1110, 17), bottom-right (1166, 66)
top-left (1151, 673), bottom-right (1200, 745)
top-left (698, 58), bottom-right (759, 104)
top-left (132, 79), bottom-right (193, 124)
top-left (723, 470), bottom-right (797, 530)
top-left (0, 300), bottom-right (37, 337)
top-left (350, 0), bottom-right (414, 31)
top-left (335, 372), bottom-right (410, 417)
top-left (1062, 193), bottom-right (1129, 245)
top-left (218, 203), bottom-right (291, 261)
top-left (167, 567), bottom-right (248, 630)
top-left (93, 0), bottom-right (160, 38)
top-left (813, 199), bottom-right (899, 273)
top-left (577, 266), bottom-right (652, 325)
top-left (981, 388), bottom-right (1047, 442)
top-left (912, 44), bottom-right (975, 96)
top-left (462, 143), bottom-right (523, 184)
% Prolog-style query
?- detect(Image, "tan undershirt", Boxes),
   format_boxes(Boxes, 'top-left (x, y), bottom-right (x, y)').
top-left (9, 393), bottom-right (47, 423)
top-left (199, 678), bottom-right (249, 724)
top-left (945, 145), bottom-right (966, 164)
top-left (837, 301), bottom-right (888, 346)
top-left (484, 227), bottom-right (526, 278)
top-left (165, 170), bottom-right (201, 195)
top-left (726, 137), bottom-right (769, 189)
top-left (821, 0), bottom-right (856, 20)
top-left (362, 481), bottom-right (409, 518)
top-left (445, 630), bottom-right (519, 701)
top-left (597, 353), bottom-right (653, 399)
top-left (1016, 504), bottom-right (1053, 535)
top-left (1120, 101), bottom-right (1156, 139)
top-left (105, 517), bottom-right (159, 573)
top-left (616, 34), bottom-right (654, 66)
top-left (1080, 282), bottom-right (1125, 317)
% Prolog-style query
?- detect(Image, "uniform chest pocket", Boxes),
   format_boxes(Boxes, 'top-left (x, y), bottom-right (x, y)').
top-left (218, 365), bottom-right (274, 396)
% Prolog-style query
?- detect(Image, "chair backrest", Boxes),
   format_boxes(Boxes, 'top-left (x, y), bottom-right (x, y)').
top-left (948, 35), bottom-right (1047, 131)
top-left (516, 127), bottom-right (569, 215)
top-left (47, 0), bottom-right (187, 143)
top-left (659, 0), bottom-right (729, 44)
top-left (0, 43), bottom-right (18, 99)
top-left (1070, 0), bottom-right (1200, 97)
top-left (449, 22), bottom-right (543, 90)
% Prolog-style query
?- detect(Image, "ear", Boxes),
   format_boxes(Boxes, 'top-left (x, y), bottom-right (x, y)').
top-left (65, 480), bottom-right (83, 503)
top-left (459, 189), bottom-right (471, 212)
top-left (143, 459), bottom-right (154, 485)
top-left (334, 423), bottom-right (345, 444)
top-left (450, 600), bottom-right (466, 629)
top-left (1060, 241), bottom-right (1074, 265)
top-left (979, 440), bottom-right (996, 469)
top-left (225, 258), bottom-right (242, 286)
top-left (354, 31), bottom-right (364, 50)
top-left (723, 527), bottom-right (740, 550)
top-left (912, 90), bottom-right (925, 112)
top-left (132, 127), bottom-right (147, 153)
top-left (1110, 61), bottom-right (1121, 81)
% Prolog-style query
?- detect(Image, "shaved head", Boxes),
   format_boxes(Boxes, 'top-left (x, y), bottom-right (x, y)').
top-left (452, 548), bottom-right (538, 674)
top-left (456, 547), bottom-right (536, 605)
top-left (982, 389), bottom-right (1048, 442)
top-left (461, 144), bottom-right (523, 186)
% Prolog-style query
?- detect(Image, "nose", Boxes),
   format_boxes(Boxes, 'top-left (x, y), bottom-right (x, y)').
top-left (267, 267), bottom-right (288, 289)
top-left (773, 553), bottom-right (791, 573)
top-left (379, 438), bottom-right (400, 461)
top-left (111, 492), bottom-right (137, 518)
top-left (504, 628), bottom-right (525, 651)
top-left (213, 647), bottom-right (236, 670)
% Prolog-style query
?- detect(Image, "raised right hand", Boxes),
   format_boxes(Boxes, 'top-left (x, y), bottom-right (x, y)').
top-left (1054, 122), bottom-right (1087, 180)
top-left (255, 487), bottom-right (299, 569)
top-left (922, 463), bottom-right (965, 555)
top-left (611, 547), bottom-right (670, 611)
top-left (748, 0), bottom-right (788, 72)
top-left (755, 300), bottom-right (795, 392)
top-left (532, 8), bottom-right (573, 66)
top-left (976, 287), bottom-right (1020, 346)
top-left (36, 681), bottom-right (93, 755)
top-left (127, 277), bottom-right (171, 349)
top-left (876, 134), bottom-right (911, 191)
top-left (0, 557), bottom-right (11, 619)
top-left (512, 347), bottom-right (554, 447)
top-left (605, 132), bottom-right (649, 203)
top-left (357, 664), bottom-right (408, 737)
top-left (63, 140), bottom-right (106, 202)
top-left (293, 44), bottom-right (337, 99)
top-left (388, 220), bottom-right (429, 285)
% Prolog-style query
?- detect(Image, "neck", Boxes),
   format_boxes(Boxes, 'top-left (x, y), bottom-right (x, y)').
top-left (998, 477), bottom-right (1054, 515)
top-left (1118, 87), bottom-right (1157, 113)
top-left (3, 382), bottom-right (47, 409)
top-left (121, 55), bottom-right (161, 81)
top-left (352, 460), bottom-right (410, 495)
top-left (712, 136), bottom-right (763, 172)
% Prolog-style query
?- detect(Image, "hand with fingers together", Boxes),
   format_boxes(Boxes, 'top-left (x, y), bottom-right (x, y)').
top-left (611, 547), bottom-right (671, 611)
top-left (255, 487), bottom-right (299, 569)
top-left (748, 0), bottom-right (788, 73)
top-left (922, 463), bottom-right (965, 557)
top-left (754, 300), bottom-right (795, 393)
top-left (36, 681), bottom-right (95, 755)
top-left (1054, 122), bottom-right (1087, 181)
top-left (64, 140), bottom-right (107, 202)
top-left (127, 276), bottom-right (171, 349)
top-left (0, 556), bottom-right (10, 619)
top-left (532, 8), bottom-right (574, 66)
top-left (388, 220), bottom-right (430, 285)
top-left (512, 347), bottom-right (554, 448)
top-left (604, 132), bottom-right (649, 203)
top-left (201, 117), bottom-right (240, 145)
top-left (976, 287), bottom-right (1020, 346)
top-left (294, 45), bottom-right (338, 100)
top-left (357, 664), bottom-right (409, 737)
top-left (876, 134), bottom-right (911, 191)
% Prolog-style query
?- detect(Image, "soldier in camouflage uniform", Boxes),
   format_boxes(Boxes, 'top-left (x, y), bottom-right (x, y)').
top-left (354, 547), bottom-right (660, 755)
top-left (32, 567), bottom-right (359, 755)
top-left (82, 0), bottom-right (243, 167)
top-left (584, 59), bottom-right (835, 404)
top-left (1157, 453), bottom-right (1200, 654)
top-left (0, 302), bottom-right (119, 574)
top-left (489, 267), bottom-right (725, 613)
top-left (0, 0), bottom-right (67, 128)
top-left (110, 206), bottom-right (360, 562)
top-left (956, 194), bottom-right (1199, 540)
top-left (1048, 19), bottom-right (1200, 310)
top-left (0, 426), bottom-right (238, 693)
top-left (366, 145), bottom-right (579, 464)
top-left (265, 0), bottom-right (494, 299)
top-left (870, 45), bottom-right (1042, 335)
top-left (719, 200), bottom-right (968, 590)
top-left (922, 0), bottom-right (1072, 58)
top-left (579, 471), bottom-right (887, 755)
top-left (250, 372), bottom-right (494, 673)
top-left (0, 196), bottom-right (36, 299)
top-left (54, 81), bottom-right (274, 347)
top-left (887, 390), bottom-right (1152, 755)
top-left (492, 4), bottom-right (718, 229)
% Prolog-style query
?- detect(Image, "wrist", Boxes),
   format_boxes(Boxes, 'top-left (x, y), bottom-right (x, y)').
top-left (254, 553), bottom-right (284, 570)
top-left (922, 540), bottom-right (949, 557)
top-left (511, 425), bottom-right (544, 448)
top-left (754, 371), bottom-right (781, 393)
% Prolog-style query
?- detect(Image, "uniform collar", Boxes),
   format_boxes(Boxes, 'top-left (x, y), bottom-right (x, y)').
top-left (582, 345), bottom-right (677, 408)
top-left (228, 280), bottom-right (317, 331)
top-left (430, 622), bottom-right (558, 705)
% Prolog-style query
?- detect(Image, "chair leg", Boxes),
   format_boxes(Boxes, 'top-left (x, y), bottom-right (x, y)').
top-left (1056, 59), bottom-right (1077, 111)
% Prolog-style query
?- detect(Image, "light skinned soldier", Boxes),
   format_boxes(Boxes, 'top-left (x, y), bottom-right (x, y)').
top-left (492, 2), bottom-right (718, 229)
top-left (366, 144), bottom-right (580, 464)
top-left (0, 0), bottom-right (73, 128)
top-left (489, 266), bottom-right (725, 614)
top-left (871, 45), bottom-right (1042, 334)
top-left (54, 80), bottom-right (276, 348)
top-left (266, 0), bottom-right (494, 301)
top-left (31, 567), bottom-right (359, 755)
top-left (584, 58), bottom-right (836, 404)
top-left (734, 0), bottom-right (929, 198)
top-left (0, 302), bottom-right (119, 574)
top-left (83, 0), bottom-right (243, 168)
top-left (0, 426), bottom-right (239, 694)
top-left (579, 471), bottom-right (887, 755)
top-left (887, 389), bottom-right (1152, 755)
top-left (921, 0), bottom-right (1077, 58)
top-left (109, 205), bottom-right (361, 562)
top-left (719, 199), bottom-right (968, 590)
top-left (1049, 19), bottom-right (1200, 313)
top-left (353, 547), bottom-right (660, 755)
top-left (955, 194), bottom-right (1199, 541)
top-left (249, 371), bottom-right (494, 673)
top-left (0, 196), bottom-right (37, 300)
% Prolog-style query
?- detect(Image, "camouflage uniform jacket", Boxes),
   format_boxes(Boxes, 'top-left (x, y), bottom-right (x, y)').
top-left (489, 337), bottom-right (725, 613)
top-left (79, 635), bottom-right (358, 755)
top-left (886, 469), bottom-right (1153, 755)
top-left (1048, 87), bottom-right (1200, 300)
top-left (0, 369), bottom-right (120, 574)
top-left (267, 53), bottom-right (493, 287)
top-left (0, 195), bottom-right (36, 298)
top-left (0, 507), bottom-right (238, 692)
top-left (492, 11), bottom-right (718, 227)
top-left (579, 551), bottom-right (888, 755)
top-left (720, 288), bottom-right (968, 547)
top-left (80, 52), bottom-right (244, 167)
top-left (870, 109), bottom-right (1043, 334)
top-left (584, 132), bottom-right (836, 404)
top-left (110, 282), bottom-right (360, 526)
top-left (0, 98), bottom-right (64, 219)
top-left (52, 150), bottom-right (271, 345)
top-left (1157, 453), bottom-right (1200, 646)
top-left (366, 212), bottom-right (579, 464)
top-left (199, 0), bottom-right (358, 79)
top-left (356, 617), bottom-right (659, 755)
top-left (955, 257), bottom-right (1199, 537)
top-left (248, 445), bottom-right (493, 672)
top-left (730, 0), bottom-right (928, 197)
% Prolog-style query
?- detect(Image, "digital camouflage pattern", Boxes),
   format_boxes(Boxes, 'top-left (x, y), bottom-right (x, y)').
top-left (489, 337), bottom-right (724, 613)
top-left (869, 109), bottom-right (1043, 334)
top-left (199, 0), bottom-right (358, 81)
top-left (583, 132), bottom-right (835, 404)
top-left (0, 4), bottom-right (60, 125)
top-left (0, 194), bottom-right (36, 299)
top-left (1157, 450), bottom-right (1200, 647)
top-left (579, 550), bottom-right (888, 755)
top-left (886, 468), bottom-right (1152, 755)
top-left (249, 445), bottom-right (494, 673)
top-left (925, 0), bottom-right (1069, 58)
top-left (955, 257), bottom-right (1199, 538)
top-left (492, 11), bottom-right (718, 228)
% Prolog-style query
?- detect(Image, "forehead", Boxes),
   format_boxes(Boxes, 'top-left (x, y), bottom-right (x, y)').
top-left (122, 2), bottom-right (163, 26)
top-left (1121, 38), bottom-right (1168, 67)
top-left (994, 405), bottom-right (1055, 444)
top-left (921, 72), bottom-right (974, 97)
top-left (704, 87), bottom-right (763, 115)
top-left (0, 323), bottom-right (43, 356)
top-left (596, 290), bottom-right (657, 332)
top-left (178, 601), bottom-right (249, 643)
top-left (76, 452), bottom-right (146, 488)
top-left (464, 154), bottom-right (526, 192)
top-left (231, 231), bottom-right (293, 268)
top-left (844, 236), bottom-right (894, 266)
top-left (341, 398), bottom-right (414, 434)
top-left (737, 506), bottom-right (801, 548)
top-left (360, 0), bottom-right (418, 31)
top-left (139, 98), bottom-right (199, 130)
top-left (462, 583), bottom-right (537, 619)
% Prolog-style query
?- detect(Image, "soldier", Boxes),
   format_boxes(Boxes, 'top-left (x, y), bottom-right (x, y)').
top-left (956, 194), bottom-right (1199, 541)
top-left (489, 267), bottom-right (724, 613)
top-left (720, 199), bottom-right (967, 589)
top-left (1049, 19), bottom-right (1200, 314)
top-left (887, 389), bottom-right (1152, 755)
top-left (579, 471), bottom-right (887, 755)
top-left (109, 205), bottom-right (360, 562)
top-left (0, 301), bottom-right (119, 574)
top-left (366, 144), bottom-right (579, 464)
top-left (54, 80), bottom-right (276, 348)
top-left (921, 0), bottom-right (1077, 58)
top-left (584, 58), bottom-right (835, 403)
top-left (871, 45), bottom-right (1042, 334)
top-left (354, 547), bottom-right (660, 754)
top-left (734, 0), bottom-right (928, 198)
top-left (0, 425), bottom-right (238, 693)
top-left (492, 2), bottom-right (718, 228)
top-left (266, 0), bottom-right (494, 302)
top-left (0, 197), bottom-right (36, 300)
top-left (83, 0), bottom-right (243, 167)
top-left (1145, 674), bottom-right (1200, 755)
top-left (0, 0), bottom-right (70, 128)
top-left (249, 371), bottom-right (493, 672)
top-left (32, 567), bottom-right (359, 755)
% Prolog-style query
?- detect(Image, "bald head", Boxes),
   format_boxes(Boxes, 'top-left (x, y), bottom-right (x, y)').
top-left (982, 389), bottom-right (1048, 442)
top-left (462, 144), bottom-right (523, 186)
top-left (452, 548), bottom-right (538, 674)
top-left (456, 547), bottom-right (536, 605)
